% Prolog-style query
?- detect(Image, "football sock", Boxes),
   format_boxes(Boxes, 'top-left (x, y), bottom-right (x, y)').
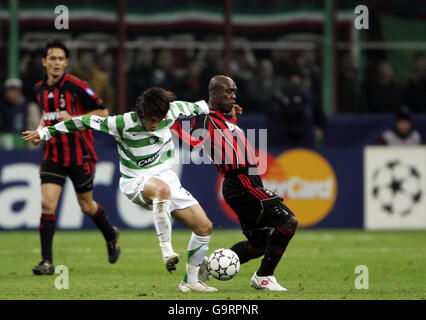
top-left (231, 240), bottom-right (265, 264)
top-left (184, 233), bottom-right (210, 284)
top-left (90, 203), bottom-right (116, 242)
top-left (39, 213), bottom-right (56, 263)
top-left (152, 199), bottom-right (173, 250)
top-left (257, 227), bottom-right (295, 276)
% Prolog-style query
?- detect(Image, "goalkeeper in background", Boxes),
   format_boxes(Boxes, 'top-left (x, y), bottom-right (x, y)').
top-left (24, 87), bottom-right (217, 293)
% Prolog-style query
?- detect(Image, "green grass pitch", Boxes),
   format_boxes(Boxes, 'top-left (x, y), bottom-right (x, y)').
top-left (0, 229), bottom-right (424, 300)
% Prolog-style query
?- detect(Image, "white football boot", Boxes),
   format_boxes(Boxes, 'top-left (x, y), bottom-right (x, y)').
top-left (250, 272), bottom-right (288, 291)
top-left (198, 257), bottom-right (211, 282)
top-left (178, 280), bottom-right (218, 292)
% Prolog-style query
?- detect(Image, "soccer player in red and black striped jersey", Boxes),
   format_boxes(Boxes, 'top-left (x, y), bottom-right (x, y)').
top-left (172, 75), bottom-right (298, 291)
top-left (31, 39), bottom-right (120, 275)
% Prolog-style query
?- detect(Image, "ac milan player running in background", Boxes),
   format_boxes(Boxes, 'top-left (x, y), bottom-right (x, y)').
top-left (30, 39), bottom-right (120, 275)
top-left (173, 75), bottom-right (298, 291)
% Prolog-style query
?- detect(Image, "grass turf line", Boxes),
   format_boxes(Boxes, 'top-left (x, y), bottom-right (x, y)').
top-left (0, 229), bottom-right (424, 300)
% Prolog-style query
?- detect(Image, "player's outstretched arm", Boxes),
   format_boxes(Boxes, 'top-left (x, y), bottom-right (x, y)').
top-left (169, 100), bottom-right (209, 122)
top-left (23, 114), bottom-right (120, 142)
top-left (22, 130), bottom-right (42, 143)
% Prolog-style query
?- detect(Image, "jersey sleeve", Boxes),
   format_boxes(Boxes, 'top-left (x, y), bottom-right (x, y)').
top-left (168, 100), bottom-right (209, 122)
top-left (69, 79), bottom-right (106, 111)
top-left (171, 114), bottom-right (209, 150)
top-left (38, 114), bottom-right (122, 141)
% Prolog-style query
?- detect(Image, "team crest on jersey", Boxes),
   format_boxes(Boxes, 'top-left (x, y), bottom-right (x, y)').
top-left (59, 97), bottom-right (66, 109)
top-left (86, 88), bottom-right (95, 96)
top-left (92, 117), bottom-right (105, 124)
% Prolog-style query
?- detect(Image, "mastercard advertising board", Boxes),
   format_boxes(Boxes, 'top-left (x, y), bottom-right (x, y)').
top-left (217, 149), bottom-right (338, 228)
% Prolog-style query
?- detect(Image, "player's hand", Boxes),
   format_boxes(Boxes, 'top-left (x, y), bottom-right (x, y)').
top-left (229, 104), bottom-right (243, 117)
top-left (58, 111), bottom-right (72, 121)
top-left (22, 130), bottom-right (42, 145)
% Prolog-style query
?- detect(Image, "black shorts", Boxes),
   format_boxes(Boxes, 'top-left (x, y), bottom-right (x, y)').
top-left (222, 172), bottom-right (295, 233)
top-left (39, 159), bottom-right (96, 194)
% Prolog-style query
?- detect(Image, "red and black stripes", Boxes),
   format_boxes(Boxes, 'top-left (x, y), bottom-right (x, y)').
top-left (237, 174), bottom-right (270, 200)
top-left (34, 73), bottom-right (104, 167)
top-left (172, 110), bottom-right (258, 176)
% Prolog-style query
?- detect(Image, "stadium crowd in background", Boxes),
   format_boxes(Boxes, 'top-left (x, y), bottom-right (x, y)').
top-left (1, 40), bottom-right (425, 149)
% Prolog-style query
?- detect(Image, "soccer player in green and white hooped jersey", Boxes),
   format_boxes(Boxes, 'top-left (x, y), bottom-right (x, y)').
top-left (23, 87), bottom-right (216, 292)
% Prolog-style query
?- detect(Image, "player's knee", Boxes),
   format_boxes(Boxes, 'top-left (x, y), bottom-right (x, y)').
top-left (144, 178), bottom-right (171, 201)
top-left (194, 219), bottom-right (212, 236)
top-left (155, 184), bottom-right (171, 199)
top-left (284, 216), bottom-right (298, 232)
top-left (79, 199), bottom-right (96, 216)
top-left (41, 199), bottom-right (56, 214)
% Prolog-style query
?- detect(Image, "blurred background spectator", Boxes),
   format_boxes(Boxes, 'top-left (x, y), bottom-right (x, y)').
top-left (377, 107), bottom-right (422, 146)
top-left (71, 50), bottom-right (115, 114)
top-left (1, 0), bottom-right (425, 149)
top-left (0, 78), bottom-right (40, 149)
top-left (406, 53), bottom-right (426, 112)
top-left (337, 53), bottom-right (364, 113)
top-left (365, 60), bottom-right (403, 113)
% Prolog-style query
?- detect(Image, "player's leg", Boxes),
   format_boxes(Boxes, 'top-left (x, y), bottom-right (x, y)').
top-left (230, 228), bottom-right (269, 264)
top-left (142, 177), bottom-right (178, 271)
top-left (172, 204), bottom-right (217, 292)
top-left (33, 182), bottom-right (62, 275)
top-left (71, 160), bottom-right (120, 263)
top-left (256, 203), bottom-right (298, 277)
top-left (33, 160), bottom-right (67, 275)
top-left (251, 201), bottom-right (298, 291)
top-left (76, 190), bottom-right (120, 263)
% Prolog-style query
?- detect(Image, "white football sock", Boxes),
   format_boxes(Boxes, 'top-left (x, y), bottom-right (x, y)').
top-left (184, 232), bottom-right (210, 284)
top-left (152, 199), bottom-right (173, 254)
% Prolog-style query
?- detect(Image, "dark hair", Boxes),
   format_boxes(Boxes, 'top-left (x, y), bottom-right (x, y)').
top-left (134, 87), bottom-right (175, 119)
top-left (43, 39), bottom-right (69, 58)
top-left (396, 106), bottom-right (412, 121)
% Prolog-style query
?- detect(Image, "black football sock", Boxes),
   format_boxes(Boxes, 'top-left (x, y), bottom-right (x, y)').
top-left (90, 204), bottom-right (116, 242)
top-left (231, 241), bottom-right (265, 264)
top-left (39, 213), bottom-right (56, 263)
top-left (256, 227), bottom-right (295, 277)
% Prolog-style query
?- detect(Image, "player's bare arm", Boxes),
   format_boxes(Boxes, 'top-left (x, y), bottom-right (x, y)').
top-left (22, 130), bottom-right (41, 143)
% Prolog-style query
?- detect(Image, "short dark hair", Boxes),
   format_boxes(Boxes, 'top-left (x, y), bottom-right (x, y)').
top-left (134, 87), bottom-right (175, 120)
top-left (43, 39), bottom-right (69, 58)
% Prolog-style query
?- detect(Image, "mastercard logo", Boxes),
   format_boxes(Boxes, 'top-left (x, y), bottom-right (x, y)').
top-left (217, 149), bottom-right (338, 227)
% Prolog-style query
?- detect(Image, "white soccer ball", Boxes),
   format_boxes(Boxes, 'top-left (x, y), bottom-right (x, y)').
top-left (207, 248), bottom-right (240, 281)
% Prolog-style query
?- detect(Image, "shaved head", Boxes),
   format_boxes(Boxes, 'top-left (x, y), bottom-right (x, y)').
top-left (208, 75), bottom-right (234, 92)
top-left (208, 75), bottom-right (237, 113)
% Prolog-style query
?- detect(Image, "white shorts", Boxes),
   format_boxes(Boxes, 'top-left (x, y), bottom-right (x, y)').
top-left (119, 169), bottom-right (198, 212)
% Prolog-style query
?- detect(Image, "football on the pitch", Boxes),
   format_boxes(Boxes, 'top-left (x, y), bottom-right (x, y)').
top-left (207, 248), bottom-right (240, 280)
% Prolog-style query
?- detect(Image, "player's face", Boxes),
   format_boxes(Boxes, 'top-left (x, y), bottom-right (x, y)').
top-left (140, 115), bottom-right (164, 131)
top-left (211, 80), bottom-right (237, 113)
top-left (42, 48), bottom-right (68, 79)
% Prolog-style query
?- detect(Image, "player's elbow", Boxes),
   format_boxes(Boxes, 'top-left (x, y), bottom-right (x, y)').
top-left (100, 108), bottom-right (109, 117)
